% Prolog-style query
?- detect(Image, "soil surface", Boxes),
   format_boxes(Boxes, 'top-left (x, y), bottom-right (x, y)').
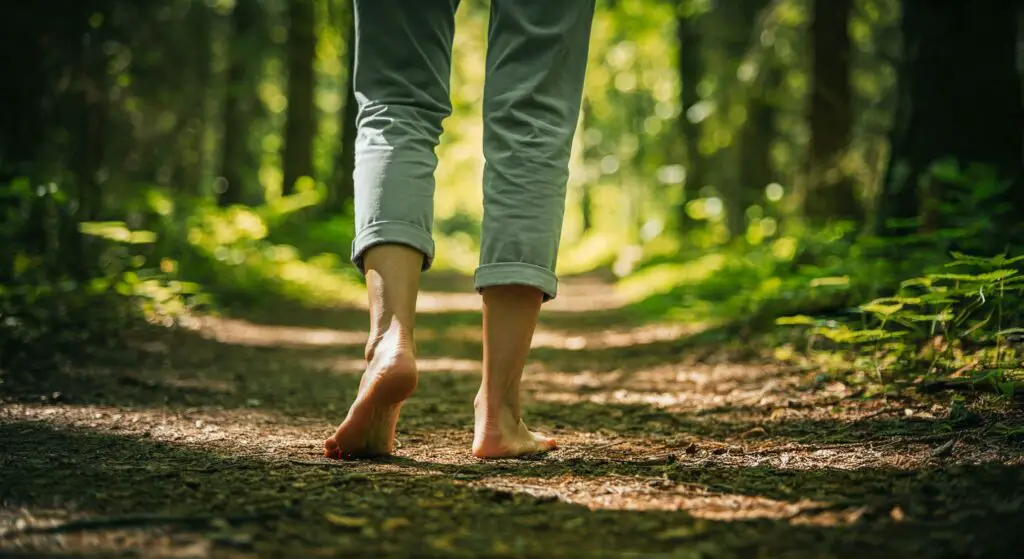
top-left (2, 274), bottom-right (1023, 558)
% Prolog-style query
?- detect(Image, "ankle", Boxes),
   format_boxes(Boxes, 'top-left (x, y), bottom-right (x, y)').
top-left (366, 320), bottom-right (415, 362)
top-left (474, 390), bottom-right (519, 420)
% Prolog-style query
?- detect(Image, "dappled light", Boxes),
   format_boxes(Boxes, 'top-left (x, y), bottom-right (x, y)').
top-left (4, 273), bottom-right (1023, 555)
top-left (2, 0), bottom-right (1022, 556)
top-left (198, 316), bottom-right (367, 348)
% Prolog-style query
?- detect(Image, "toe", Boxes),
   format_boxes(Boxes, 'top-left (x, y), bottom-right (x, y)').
top-left (324, 438), bottom-right (340, 459)
top-left (535, 435), bottom-right (556, 452)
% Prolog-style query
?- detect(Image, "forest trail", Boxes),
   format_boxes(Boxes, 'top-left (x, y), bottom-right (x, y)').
top-left (2, 274), bottom-right (1023, 558)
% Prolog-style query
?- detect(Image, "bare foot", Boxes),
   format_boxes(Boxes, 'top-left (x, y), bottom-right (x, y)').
top-left (472, 397), bottom-right (556, 459)
top-left (324, 323), bottom-right (417, 459)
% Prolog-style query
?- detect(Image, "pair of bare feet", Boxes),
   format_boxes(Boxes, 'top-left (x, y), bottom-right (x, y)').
top-left (323, 321), bottom-right (556, 459)
top-left (324, 246), bottom-right (555, 459)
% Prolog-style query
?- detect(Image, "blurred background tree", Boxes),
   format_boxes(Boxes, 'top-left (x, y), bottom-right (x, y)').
top-left (1, 0), bottom-right (1021, 366)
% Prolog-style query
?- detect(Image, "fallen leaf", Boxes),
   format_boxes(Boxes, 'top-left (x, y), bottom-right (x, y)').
top-left (324, 512), bottom-right (368, 529)
top-left (563, 517), bottom-right (585, 530)
top-left (382, 518), bottom-right (410, 532)
top-left (427, 534), bottom-right (456, 551)
top-left (931, 439), bottom-right (956, 457)
top-left (416, 499), bottom-right (452, 509)
top-left (890, 506), bottom-right (906, 522)
top-left (740, 427), bottom-right (768, 439)
top-left (656, 522), bottom-right (707, 541)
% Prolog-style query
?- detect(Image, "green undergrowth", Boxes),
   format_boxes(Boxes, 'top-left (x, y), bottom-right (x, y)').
top-left (619, 228), bottom-right (1023, 400)
top-left (777, 251), bottom-right (1024, 399)
top-left (618, 223), bottom-right (893, 325)
top-left (1, 180), bottom-right (368, 369)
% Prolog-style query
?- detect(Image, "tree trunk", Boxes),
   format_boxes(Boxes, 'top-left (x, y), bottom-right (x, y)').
top-left (281, 0), bottom-right (317, 196)
top-left (739, 65), bottom-right (779, 219)
top-left (804, 0), bottom-right (860, 224)
top-left (219, 0), bottom-right (263, 207)
top-left (878, 0), bottom-right (1023, 245)
top-left (676, 9), bottom-right (704, 232)
top-left (328, 4), bottom-right (357, 214)
top-left (182, 0), bottom-right (212, 197)
top-left (715, 0), bottom-right (772, 239)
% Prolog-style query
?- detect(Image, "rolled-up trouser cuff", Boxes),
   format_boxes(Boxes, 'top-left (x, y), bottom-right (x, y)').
top-left (474, 262), bottom-right (558, 302)
top-left (351, 221), bottom-right (435, 274)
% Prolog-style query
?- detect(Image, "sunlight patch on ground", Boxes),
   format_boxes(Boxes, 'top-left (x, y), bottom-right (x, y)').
top-left (196, 316), bottom-right (366, 348)
top-left (416, 274), bottom-right (630, 315)
top-left (525, 363), bottom-right (796, 411)
top-left (531, 322), bottom-right (702, 350)
top-left (416, 290), bottom-right (480, 313)
top-left (410, 319), bottom-right (702, 352)
top-left (2, 403), bottom-right (325, 456)
top-left (616, 254), bottom-right (726, 303)
top-left (327, 357), bottom-right (482, 375)
top-left (472, 476), bottom-right (841, 523)
top-left (547, 275), bottom-right (628, 312)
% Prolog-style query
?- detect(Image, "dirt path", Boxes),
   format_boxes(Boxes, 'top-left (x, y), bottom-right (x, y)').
top-left (2, 275), bottom-right (1023, 558)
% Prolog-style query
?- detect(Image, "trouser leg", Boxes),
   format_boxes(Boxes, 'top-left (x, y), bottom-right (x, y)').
top-left (475, 0), bottom-right (596, 301)
top-left (350, 0), bottom-right (460, 272)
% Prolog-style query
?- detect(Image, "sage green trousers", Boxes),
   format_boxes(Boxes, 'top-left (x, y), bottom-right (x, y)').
top-left (351, 0), bottom-right (595, 301)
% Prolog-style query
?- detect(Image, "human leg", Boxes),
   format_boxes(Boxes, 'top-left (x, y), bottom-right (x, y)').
top-left (325, 0), bottom-right (460, 458)
top-left (472, 0), bottom-right (596, 458)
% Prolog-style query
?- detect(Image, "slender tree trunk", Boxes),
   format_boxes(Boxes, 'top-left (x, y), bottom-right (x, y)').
top-left (739, 65), bottom-right (779, 218)
top-left (878, 0), bottom-right (1023, 246)
top-left (716, 0), bottom-right (772, 239)
top-left (183, 1), bottom-right (212, 197)
top-left (281, 0), bottom-right (317, 196)
top-left (328, 3), bottom-right (357, 213)
top-left (804, 0), bottom-right (860, 223)
top-left (219, 0), bottom-right (263, 207)
top-left (676, 9), bottom-right (704, 232)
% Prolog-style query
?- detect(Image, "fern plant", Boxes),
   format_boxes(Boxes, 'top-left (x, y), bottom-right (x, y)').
top-left (779, 252), bottom-right (1024, 396)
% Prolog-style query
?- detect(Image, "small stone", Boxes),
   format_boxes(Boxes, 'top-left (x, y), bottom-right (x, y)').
top-left (195, 420), bottom-right (204, 428)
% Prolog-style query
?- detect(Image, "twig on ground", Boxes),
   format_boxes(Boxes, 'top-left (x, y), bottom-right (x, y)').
top-left (873, 433), bottom-right (961, 448)
top-left (858, 407), bottom-right (905, 421)
top-left (749, 441), bottom-right (871, 455)
top-left (752, 432), bottom-right (972, 455)
top-left (561, 439), bottom-right (631, 460)
top-left (584, 440), bottom-right (630, 455)
top-left (787, 500), bottom-right (872, 519)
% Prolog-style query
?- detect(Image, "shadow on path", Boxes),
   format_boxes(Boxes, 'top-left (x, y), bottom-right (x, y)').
top-left (3, 422), bottom-right (1022, 558)
top-left (2, 275), bottom-right (1023, 557)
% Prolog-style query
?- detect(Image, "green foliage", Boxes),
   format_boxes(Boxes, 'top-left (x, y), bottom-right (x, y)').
top-left (0, 179), bottom-right (197, 367)
top-left (174, 198), bottom-right (365, 307)
top-left (778, 250), bottom-right (1023, 394)
top-left (619, 222), bottom-right (897, 326)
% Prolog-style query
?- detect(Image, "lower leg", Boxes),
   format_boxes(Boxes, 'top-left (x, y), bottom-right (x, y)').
top-left (325, 245), bottom-right (422, 458)
top-left (472, 284), bottom-right (556, 458)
